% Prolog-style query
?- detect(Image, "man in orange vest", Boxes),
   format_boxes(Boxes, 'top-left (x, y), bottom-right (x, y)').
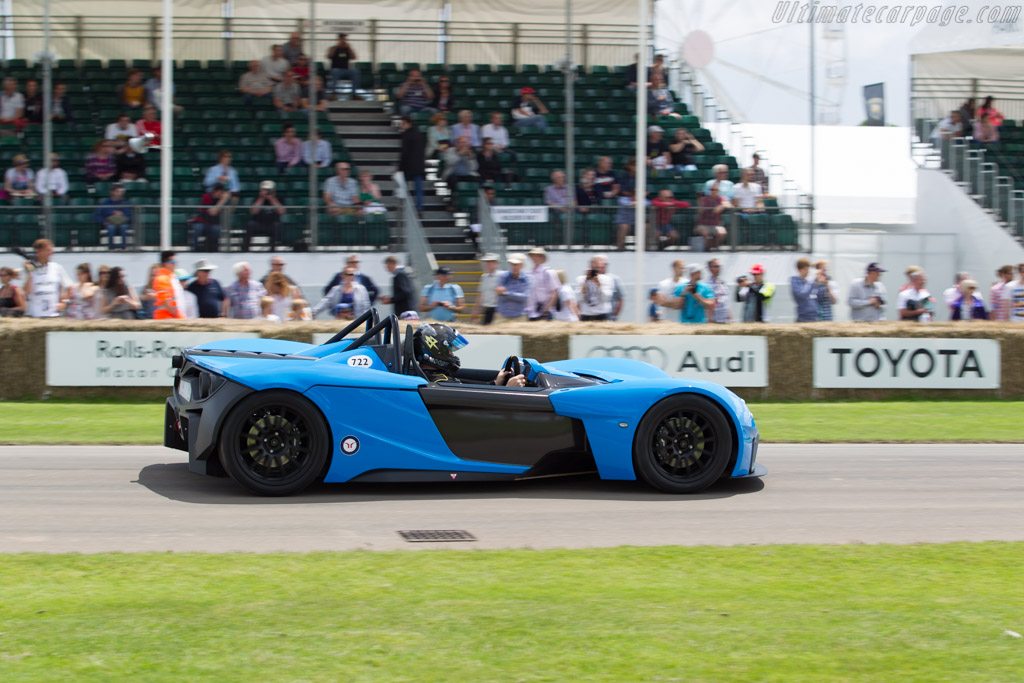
top-left (153, 250), bottom-right (185, 319)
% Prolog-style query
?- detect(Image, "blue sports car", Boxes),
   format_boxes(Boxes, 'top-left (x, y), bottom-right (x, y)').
top-left (165, 309), bottom-right (763, 496)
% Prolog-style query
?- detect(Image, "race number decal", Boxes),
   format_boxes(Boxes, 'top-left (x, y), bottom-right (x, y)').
top-left (346, 355), bottom-right (373, 367)
top-left (341, 436), bottom-right (360, 455)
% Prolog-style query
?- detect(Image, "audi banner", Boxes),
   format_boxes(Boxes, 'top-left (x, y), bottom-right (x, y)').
top-left (568, 335), bottom-right (768, 387)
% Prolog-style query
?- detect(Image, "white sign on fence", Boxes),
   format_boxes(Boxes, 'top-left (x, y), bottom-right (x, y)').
top-left (569, 335), bottom-right (768, 387)
top-left (319, 20), bottom-right (367, 34)
top-left (312, 333), bottom-right (521, 370)
top-left (812, 338), bottom-right (1000, 389)
top-left (490, 206), bottom-right (549, 223)
top-left (46, 332), bottom-right (259, 386)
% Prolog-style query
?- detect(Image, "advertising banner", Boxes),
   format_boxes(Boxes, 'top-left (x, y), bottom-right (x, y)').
top-left (490, 206), bottom-right (549, 223)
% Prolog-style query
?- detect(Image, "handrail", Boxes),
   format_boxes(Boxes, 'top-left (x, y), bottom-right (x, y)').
top-left (476, 187), bottom-right (506, 262)
top-left (393, 171), bottom-right (436, 296)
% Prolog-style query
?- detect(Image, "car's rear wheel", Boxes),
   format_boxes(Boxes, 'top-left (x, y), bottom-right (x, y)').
top-left (633, 395), bottom-right (733, 494)
top-left (218, 391), bottom-right (331, 496)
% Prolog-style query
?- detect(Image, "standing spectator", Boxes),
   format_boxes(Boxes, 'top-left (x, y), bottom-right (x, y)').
top-left (274, 123), bottom-right (303, 174)
top-left (1009, 263), bottom-right (1024, 322)
top-left (138, 263), bottom-right (159, 319)
top-left (990, 264), bottom-right (1015, 321)
top-left (733, 169), bottom-right (765, 213)
top-left (115, 145), bottom-right (146, 182)
top-left (646, 126), bottom-right (670, 174)
top-left (974, 113), bottom-right (1000, 147)
top-left (238, 60), bottom-right (273, 102)
top-left (396, 69), bottom-right (434, 115)
top-left (494, 254), bottom-right (530, 323)
top-left (950, 280), bottom-right (988, 321)
top-left (244, 180), bottom-right (285, 252)
top-left (790, 257), bottom-right (818, 322)
top-left (526, 247), bottom-right (560, 321)
top-left (472, 253), bottom-right (501, 325)
top-left (203, 150), bottom-right (240, 193)
top-left (593, 156), bottom-right (620, 200)
top-left (104, 113), bottom-right (137, 147)
top-left (614, 158), bottom-right (638, 251)
top-left (185, 259), bottom-right (224, 318)
top-left (261, 45), bottom-right (290, 83)
top-left (511, 88), bottom-right (549, 132)
top-left (152, 250), bottom-right (185, 319)
top-left (119, 69), bottom-right (146, 109)
top-left (301, 129), bottom-right (332, 168)
top-left (650, 189), bottom-right (690, 250)
top-left (663, 263), bottom-right (715, 324)
top-left (0, 77), bottom-right (25, 130)
top-left (99, 267), bottom-right (141, 319)
top-left (260, 256), bottom-right (299, 290)
top-left (736, 264), bottom-right (774, 323)
top-left (576, 257), bottom-right (615, 321)
top-left (94, 183), bottom-right (132, 250)
top-left (85, 140), bottom-right (118, 183)
top-left (191, 184), bottom-right (230, 252)
top-left (64, 263), bottom-right (100, 320)
top-left (747, 153), bottom-right (768, 194)
top-left (419, 266), bottom-right (464, 322)
top-left (705, 258), bottom-right (731, 324)
top-left (696, 182), bottom-right (729, 250)
top-left (544, 170), bottom-right (571, 215)
top-left (702, 164), bottom-right (735, 200)
top-left (22, 239), bottom-right (71, 318)
top-left (898, 269), bottom-right (935, 322)
top-left (288, 298), bottom-right (313, 321)
top-left (623, 53), bottom-right (649, 92)
top-left (848, 262), bottom-right (887, 322)
top-left (813, 260), bottom-right (839, 321)
top-left (398, 115), bottom-right (427, 213)
top-left (442, 136), bottom-right (479, 211)
top-left (272, 71), bottom-right (303, 117)
top-left (426, 112), bottom-right (450, 159)
top-left (943, 272), bottom-right (971, 309)
top-left (326, 33), bottom-right (361, 98)
top-left (35, 153), bottom-right (69, 204)
top-left (552, 269), bottom-right (580, 322)
top-left (651, 54), bottom-right (667, 84)
top-left (313, 267), bottom-right (370, 319)
top-left (282, 31), bottom-right (304, 64)
top-left (648, 74), bottom-right (679, 118)
top-left (223, 261), bottom-right (267, 319)
top-left (22, 79), bottom-right (42, 123)
top-left (322, 162), bottom-right (361, 216)
top-left (258, 296), bottom-right (281, 322)
top-left (134, 106), bottom-right (161, 148)
top-left (669, 128), bottom-right (703, 173)
top-left (264, 271), bottom-right (300, 320)
top-left (50, 82), bottom-right (73, 124)
top-left (0, 266), bottom-right (26, 317)
top-left (598, 255), bottom-right (625, 320)
top-left (575, 169), bottom-right (601, 211)
top-left (975, 96), bottom-right (1004, 128)
top-left (431, 75), bottom-right (456, 113)
top-left (451, 110), bottom-right (481, 149)
top-left (4, 154), bottom-right (36, 199)
top-left (322, 254), bottom-right (378, 303)
top-left (959, 98), bottom-right (976, 128)
top-left (658, 259), bottom-right (686, 320)
top-left (177, 269), bottom-right (199, 319)
top-left (481, 111), bottom-right (513, 158)
top-left (380, 254), bottom-right (416, 318)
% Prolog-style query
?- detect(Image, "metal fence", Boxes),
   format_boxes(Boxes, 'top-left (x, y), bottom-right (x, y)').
top-left (911, 77), bottom-right (1024, 125)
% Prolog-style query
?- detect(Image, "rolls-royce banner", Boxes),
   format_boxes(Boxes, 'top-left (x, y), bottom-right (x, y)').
top-left (312, 333), bottom-right (521, 370)
top-left (46, 332), bottom-right (259, 386)
top-left (812, 338), bottom-right (1000, 389)
top-left (568, 335), bottom-right (768, 387)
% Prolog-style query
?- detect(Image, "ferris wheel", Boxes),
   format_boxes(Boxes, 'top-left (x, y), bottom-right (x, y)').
top-left (654, 0), bottom-right (847, 125)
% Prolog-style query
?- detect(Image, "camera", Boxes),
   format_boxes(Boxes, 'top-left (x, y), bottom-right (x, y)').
top-left (588, 269), bottom-right (598, 279)
top-left (735, 276), bottom-right (747, 284)
top-left (876, 296), bottom-right (885, 305)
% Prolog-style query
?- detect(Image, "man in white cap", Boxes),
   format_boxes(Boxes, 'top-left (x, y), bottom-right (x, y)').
top-left (525, 247), bottom-right (560, 321)
top-left (661, 263), bottom-right (715, 324)
top-left (494, 253), bottom-right (529, 323)
top-left (244, 179), bottom-right (285, 251)
top-left (646, 125), bottom-right (670, 174)
top-left (186, 259), bottom-right (225, 318)
top-left (472, 253), bottom-right (502, 325)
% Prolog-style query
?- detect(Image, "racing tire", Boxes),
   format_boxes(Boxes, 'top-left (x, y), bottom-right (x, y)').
top-left (633, 395), bottom-right (734, 494)
top-left (218, 391), bottom-right (331, 496)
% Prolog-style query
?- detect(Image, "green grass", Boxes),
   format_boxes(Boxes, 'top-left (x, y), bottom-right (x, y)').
top-left (1, 400), bottom-right (1022, 445)
top-left (1, 544), bottom-right (1022, 681)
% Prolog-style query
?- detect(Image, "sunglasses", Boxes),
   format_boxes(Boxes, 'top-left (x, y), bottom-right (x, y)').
top-left (99, 270), bottom-right (111, 275)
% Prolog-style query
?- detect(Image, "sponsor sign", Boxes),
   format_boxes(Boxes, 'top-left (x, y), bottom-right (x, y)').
top-left (569, 335), bottom-right (768, 387)
top-left (312, 333), bottom-right (521, 371)
top-left (320, 20), bottom-right (367, 33)
top-left (490, 206), bottom-right (549, 223)
top-left (46, 332), bottom-right (259, 386)
top-left (813, 338), bottom-right (1000, 389)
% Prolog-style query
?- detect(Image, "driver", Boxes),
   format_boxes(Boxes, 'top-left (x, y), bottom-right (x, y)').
top-left (413, 323), bottom-right (527, 387)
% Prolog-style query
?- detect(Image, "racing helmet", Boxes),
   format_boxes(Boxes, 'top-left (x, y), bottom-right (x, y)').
top-left (413, 323), bottom-right (468, 374)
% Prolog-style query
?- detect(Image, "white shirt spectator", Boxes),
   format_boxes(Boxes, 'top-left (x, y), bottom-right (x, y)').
top-left (733, 182), bottom-right (763, 209)
top-left (480, 123), bottom-right (510, 150)
top-left (26, 261), bottom-right (72, 318)
top-left (479, 269), bottom-right (501, 308)
top-left (942, 285), bottom-right (961, 308)
top-left (575, 273), bottom-right (614, 318)
top-left (180, 288), bottom-right (199, 319)
top-left (0, 91), bottom-right (24, 119)
top-left (1009, 280), bottom-right (1024, 322)
top-left (105, 121), bottom-right (138, 141)
top-left (35, 168), bottom-right (69, 197)
top-left (930, 117), bottom-right (963, 141)
top-left (302, 139), bottom-right (333, 167)
top-left (897, 286), bottom-right (933, 322)
top-left (552, 283), bottom-right (579, 322)
top-left (260, 56), bottom-right (290, 81)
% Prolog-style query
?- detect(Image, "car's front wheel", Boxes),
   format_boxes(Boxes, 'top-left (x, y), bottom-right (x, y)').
top-left (219, 391), bottom-right (331, 496)
top-left (633, 395), bottom-right (733, 494)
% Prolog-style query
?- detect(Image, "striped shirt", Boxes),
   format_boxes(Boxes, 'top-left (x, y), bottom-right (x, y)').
top-left (85, 153), bottom-right (117, 179)
top-left (706, 277), bottom-right (730, 323)
top-left (224, 280), bottom-right (267, 319)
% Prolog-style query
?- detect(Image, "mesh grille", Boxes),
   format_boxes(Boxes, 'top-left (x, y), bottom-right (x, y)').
top-left (398, 530), bottom-right (477, 542)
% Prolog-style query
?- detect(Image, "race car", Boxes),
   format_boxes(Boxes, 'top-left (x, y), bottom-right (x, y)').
top-left (165, 308), bottom-right (763, 496)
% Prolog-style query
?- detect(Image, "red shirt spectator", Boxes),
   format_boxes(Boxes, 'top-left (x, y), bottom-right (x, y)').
top-left (135, 106), bottom-right (161, 147)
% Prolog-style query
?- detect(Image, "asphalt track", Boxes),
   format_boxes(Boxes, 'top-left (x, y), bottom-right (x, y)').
top-left (1, 444), bottom-right (1022, 553)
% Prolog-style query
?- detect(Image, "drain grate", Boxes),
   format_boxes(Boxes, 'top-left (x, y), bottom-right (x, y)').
top-left (398, 529), bottom-right (477, 543)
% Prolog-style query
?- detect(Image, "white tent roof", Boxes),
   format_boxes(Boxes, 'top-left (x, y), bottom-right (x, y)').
top-left (909, 11), bottom-right (1024, 78)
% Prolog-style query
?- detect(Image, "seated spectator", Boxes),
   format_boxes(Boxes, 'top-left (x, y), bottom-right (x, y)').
top-left (35, 153), bottom-right (69, 204)
top-left (244, 180), bottom-right (285, 251)
top-left (290, 54), bottom-right (311, 87)
top-left (357, 170), bottom-right (386, 213)
top-left (593, 156), bottom-right (620, 200)
top-left (426, 113), bottom-right (450, 158)
top-left (301, 76), bottom-right (328, 111)
top-left (301, 129), bottom-right (332, 168)
top-left (261, 44), bottom-right (290, 83)
top-left (480, 111), bottom-right (514, 160)
top-left (511, 88), bottom-right (549, 131)
top-left (975, 96), bottom-right (1004, 128)
top-left (544, 170), bottom-right (571, 215)
top-left (974, 113), bottom-right (1000, 146)
top-left (51, 83), bottom-right (73, 124)
top-left (99, 266), bottom-right (141, 319)
top-left (203, 150), bottom-right (240, 193)
top-left (442, 136), bottom-right (479, 211)
top-left (4, 154), bottom-right (35, 199)
top-left (651, 188), bottom-right (690, 250)
top-left (274, 124), bottom-right (303, 174)
top-left (431, 75), bottom-right (456, 113)
top-left (273, 71), bottom-right (303, 117)
top-left (134, 106), bottom-right (161, 148)
top-left (0, 266), bottom-right (26, 317)
top-left (702, 164), bottom-right (735, 199)
top-left (477, 137), bottom-right (512, 184)
top-left (23, 79), bottom-right (42, 124)
top-left (733, 169), bottom-right (765, 213)
top-left (85, 140), bottom-right (118, 183)
top-left (697, 182), bottom-right (729, 250)
top-left (648, 74), bottom-right (679, 118)
top-left (396, 69), bottom-right (435, 115)
top-left (223, 261), bottom-right (268, 319)
top-left (238, 60), bottom-right (273, 102)
top-left (326, 33), bottom-right (362, 99)
top-left (314, 266), bottom-right (371, 319)
top-left (282, 31), bottom-right (304, 65)
top-left (94, 183), bottom-right (132, 250)
top-left (950, 279), bottom-right (988, 321)
top-left (931, 110), bottom-right (965, 142)
top-left (104, 113), bottom-right (138, 149)
top-left (265, 271), bottom-right (300, 320)
top-left (623, 53), bottom-right (649, 92)
top-left (190, 184), bottom-right (230, 252)
top-left (669, 127), bottom-right (703, 173)
top-left (651, 54), bottom-right (666, 85)
top-left (185, 259), bottom-right (224, 318)
top-left (451, 109), bottom-right (481, 148)
top-left (747, 153), bottom-right (768, 194)
top-left (0, 77), bottom-right (25, 129)
top-left (615, 158), bottom-right (638, 251)
top-left (115, 145), bottom-right (146, 182)
top-left (322, 162), bottom-right (361, 216)
top-left (575, 169), bottom-right (600, 212)
top-left (120, 69), bottom-right (146, 109)
top-left (143, 66), bottom-right (175, 110)
top-left (646, 125), bottom-right (670, 174)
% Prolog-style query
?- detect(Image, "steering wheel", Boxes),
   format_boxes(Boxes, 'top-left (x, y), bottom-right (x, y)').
top-left (502, 355), bottom-right (523, 378)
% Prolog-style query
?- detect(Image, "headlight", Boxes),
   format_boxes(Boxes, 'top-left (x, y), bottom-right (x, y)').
top-left (178, 378), bottom-right (192, 402)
